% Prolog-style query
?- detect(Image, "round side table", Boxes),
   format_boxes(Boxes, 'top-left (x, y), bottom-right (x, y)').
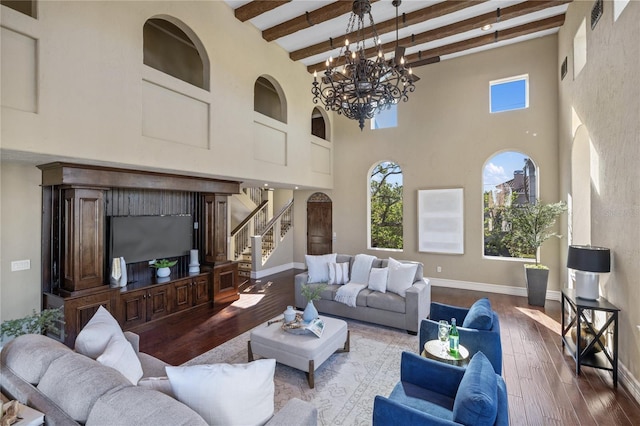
top-left (421, 340), bottom-right (470, 367)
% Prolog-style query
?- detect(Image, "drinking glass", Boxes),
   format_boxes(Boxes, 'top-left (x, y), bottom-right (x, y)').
top-left (438, 320), bottom-right (449, 353)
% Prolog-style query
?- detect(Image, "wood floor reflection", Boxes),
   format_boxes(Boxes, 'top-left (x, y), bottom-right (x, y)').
top-left (138, 269), bottom-right (640, 425)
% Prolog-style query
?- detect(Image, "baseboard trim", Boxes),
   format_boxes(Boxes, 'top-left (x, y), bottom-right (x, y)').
top-left (427, 277), bottom-right (561, 302)
top-left (620, 362), bottom-right (640, 405)
top-left (252, 262), bottom-right (297, 279)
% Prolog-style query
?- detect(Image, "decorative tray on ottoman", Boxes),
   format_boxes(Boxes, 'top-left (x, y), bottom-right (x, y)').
top-left (279, 314), bottom-right (325, 337)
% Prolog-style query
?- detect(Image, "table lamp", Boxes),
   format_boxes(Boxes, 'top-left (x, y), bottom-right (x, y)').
top-left (567, 245), bottom-right (611, 300)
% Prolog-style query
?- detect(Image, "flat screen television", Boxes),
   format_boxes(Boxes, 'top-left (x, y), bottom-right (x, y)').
top-left (109, 215), bottom-right (193, 264)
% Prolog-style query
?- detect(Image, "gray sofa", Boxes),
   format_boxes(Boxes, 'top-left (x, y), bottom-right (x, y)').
top-left (295, 254), bottom-right (431, 334)
top-left (0, 333), bottom-right (317, 426)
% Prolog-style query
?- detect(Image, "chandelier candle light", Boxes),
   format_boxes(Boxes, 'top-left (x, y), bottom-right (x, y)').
top-left (311, 0), bottom-right (417, 130)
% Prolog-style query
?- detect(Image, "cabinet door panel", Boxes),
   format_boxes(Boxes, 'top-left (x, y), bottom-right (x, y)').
top-left (193, 275), bottom-right (211, 306)
top-left (148, 286), bottom-right (170, 321)
top-left (172, 279), bottom-right (192, 312)
top-left (63, 189), bottom-right (104, 291)
top-left (120, 290), bottom-right (147, 329)
top-left (213, 263), bottom-right (239, 305)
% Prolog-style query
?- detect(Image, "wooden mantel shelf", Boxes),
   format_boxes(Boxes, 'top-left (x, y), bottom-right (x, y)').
top-left (38, 162), bottom-right (241, 194)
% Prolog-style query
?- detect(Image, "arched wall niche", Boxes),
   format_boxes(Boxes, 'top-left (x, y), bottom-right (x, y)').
top-left (254, 75), bottom-right (287, 123)
top-left (143, 15), bottom-right (210, 90)
top-left (311, 107), bottom-right (329, 141)
top-left (570, 125), bottom-right (592, 246)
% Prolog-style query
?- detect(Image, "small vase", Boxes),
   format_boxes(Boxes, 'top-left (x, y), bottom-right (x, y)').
top-left (302, 301), bottom-right (318, 322)
top-left (119, 257), bottom-right (128, 287)
top-left (157, 267), bottom-right (171, 278)
top-left (283, 306), bottom-right (296, 323)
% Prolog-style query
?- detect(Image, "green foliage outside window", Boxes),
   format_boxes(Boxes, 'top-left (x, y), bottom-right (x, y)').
top-left (370, 162), bottom-right (403, 249)
top-left (484, 192), bottom-right (567, 263)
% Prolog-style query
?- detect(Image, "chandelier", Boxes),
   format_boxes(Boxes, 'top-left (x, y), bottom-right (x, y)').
top-left (311, 0), bottom-right (416, 130)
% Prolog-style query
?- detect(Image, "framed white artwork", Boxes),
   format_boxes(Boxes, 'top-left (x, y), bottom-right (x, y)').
top-left (418, 188), bottom-right (464, 254)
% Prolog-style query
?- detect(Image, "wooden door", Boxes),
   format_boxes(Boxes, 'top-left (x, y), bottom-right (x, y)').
top-left (307, 193), bottom-right (332, 255)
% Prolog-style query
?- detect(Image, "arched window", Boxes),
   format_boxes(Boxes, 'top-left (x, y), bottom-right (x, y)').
top-left (311, 107), bottom-right (327, 140)
top-left (254, 76), bottom-right (287, 123)
top-left (143, 17), bottom-right (209, 90)
top-left (369, 162), bottom-right (403, 250)
top-left (483, 151), bottom-right (538, 258)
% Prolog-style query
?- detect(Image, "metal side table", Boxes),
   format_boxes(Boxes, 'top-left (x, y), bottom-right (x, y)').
top-left (561, 288), bottom-right (620, 387)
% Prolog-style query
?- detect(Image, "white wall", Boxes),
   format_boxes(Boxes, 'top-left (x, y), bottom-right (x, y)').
top-left (0, 1), bottom-right (332, 189)
top-left (0, 163), bottom-right (42, 322)
top-left (298, 36), bottom-right (562, 294)
top-left (557, 0), bottom-right (639, 395)
top-left (0, 0), bottom-right (333, 323)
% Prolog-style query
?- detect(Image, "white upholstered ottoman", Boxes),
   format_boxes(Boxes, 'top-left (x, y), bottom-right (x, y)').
top-left (248, 314), bottom-right (349, 388)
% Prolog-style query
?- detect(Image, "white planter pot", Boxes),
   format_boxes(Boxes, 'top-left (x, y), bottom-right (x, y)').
top-left (156, 267), bottom-right (171, 278)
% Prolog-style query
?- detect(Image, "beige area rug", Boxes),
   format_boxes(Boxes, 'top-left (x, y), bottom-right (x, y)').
top-left (183, 318), bottom-right (418, 425)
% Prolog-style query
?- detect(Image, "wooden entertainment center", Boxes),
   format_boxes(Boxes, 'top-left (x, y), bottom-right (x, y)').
top-left (38, 163), bottom-right (242, 347)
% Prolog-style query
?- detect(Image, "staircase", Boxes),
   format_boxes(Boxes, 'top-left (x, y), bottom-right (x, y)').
top-left (231, 188), bottom-right (293, 279)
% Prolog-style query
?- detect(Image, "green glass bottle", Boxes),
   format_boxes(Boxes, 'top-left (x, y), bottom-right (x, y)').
top-left (449, 318), bottom-right (459, 355)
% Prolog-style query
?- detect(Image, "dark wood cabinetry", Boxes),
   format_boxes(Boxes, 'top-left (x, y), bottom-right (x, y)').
top-left (119, 284), bottom-right (171, 328)
top-left (39, 163), bottom-right (239, 347)
top-left (203, 194), bottom-right (228, 264)
top-left (62, 188), bottom-right (104, 292)
top-left (44, 288), bottom-right (117, 347)
top-left (171, 274), bottom-right (211, 313)
top-left (213, 262), bottom-right (239, 305)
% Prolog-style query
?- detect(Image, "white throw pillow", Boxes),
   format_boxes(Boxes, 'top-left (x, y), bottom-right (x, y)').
top-left (368, 267), bottom-right (388, 293)
top-left (328, 262), bottom-right (349, 285)
top-left (75, 306), bottom-right (124, 359)
top-left (386, 257), bottom-right (418, 297)
top-left (166, 359), bottom-right (276, 426)
top-left (96, 334), bottom-right (143, 385)
top-left (305, 253), bottom-right (337, 283)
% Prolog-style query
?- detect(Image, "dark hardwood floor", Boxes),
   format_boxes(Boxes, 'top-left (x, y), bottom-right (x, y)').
top-left (138, 269), bottom-right (640, 425)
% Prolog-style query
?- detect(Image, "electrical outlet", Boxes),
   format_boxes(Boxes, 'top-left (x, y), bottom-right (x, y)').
top-left (437, 266), bottom-right (442, 273)
top-left (11, 259), bottom-right (31, 271)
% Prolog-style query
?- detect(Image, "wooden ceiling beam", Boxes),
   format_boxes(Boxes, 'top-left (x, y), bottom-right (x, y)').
top-left (291, 0), bottom-right (485, 62)
top-left (404, 14), bottom-right (567, 67)
top-left (364, 0), bottom-right (572, 64)
top-left (234, 0), bottom-right (292, 22)
top-left (263, 0), bottom-right (379, 42)
top-left (307, 14), bottom-right (566, 72)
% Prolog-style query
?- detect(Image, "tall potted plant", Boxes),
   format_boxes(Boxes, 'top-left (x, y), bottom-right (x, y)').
top-left (505, 200), bottom-right (567, 306)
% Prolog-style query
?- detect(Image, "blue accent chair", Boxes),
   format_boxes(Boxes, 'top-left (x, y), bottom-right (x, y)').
top-left (373, 351), bottom-right (508, 426)
top-left (419, 299), bottom-right (503, 374)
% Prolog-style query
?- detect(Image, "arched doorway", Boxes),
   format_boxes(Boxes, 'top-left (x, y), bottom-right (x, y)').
top-left (307, 192), bottom-right (332, 255)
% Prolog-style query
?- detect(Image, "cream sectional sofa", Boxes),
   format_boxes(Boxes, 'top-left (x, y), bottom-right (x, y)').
top-left (295, 254), bottom-right (431, 334)
top-left (0, 333), bottom-right (317, 426)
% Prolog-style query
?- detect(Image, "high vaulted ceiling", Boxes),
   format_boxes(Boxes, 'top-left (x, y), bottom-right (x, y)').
top-left (224, 0), bottom-right (572, 73)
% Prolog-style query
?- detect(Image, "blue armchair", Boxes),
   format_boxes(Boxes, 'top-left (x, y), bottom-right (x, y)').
top-left (373, 351), bottom-right (508, 426)
top-left (420, 299), bottom-right (502, 374)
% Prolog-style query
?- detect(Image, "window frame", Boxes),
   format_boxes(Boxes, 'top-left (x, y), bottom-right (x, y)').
top-left (371, 103), bottom-right (398, 130)
top-left (482, 151), bottom-right (539, 262)
top-left (367, 161), bottom-right (404, 252)
top-left (489, 74), bottom-right (529, 113)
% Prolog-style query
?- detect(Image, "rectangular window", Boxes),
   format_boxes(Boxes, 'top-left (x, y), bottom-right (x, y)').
top-left (371, 103), bottom-right (397, 129)
top-left (489, 75), bottom-right (528, 113)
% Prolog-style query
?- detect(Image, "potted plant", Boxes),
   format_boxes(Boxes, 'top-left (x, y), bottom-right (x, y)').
top-left (1, 307), bottom-right (64, 342)
top-left (504, 200), bottom-right (567, 306)
top-left (300, 283), bottom-right (326, 322)
top-left (150, 259), bottom-right (178, 278)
